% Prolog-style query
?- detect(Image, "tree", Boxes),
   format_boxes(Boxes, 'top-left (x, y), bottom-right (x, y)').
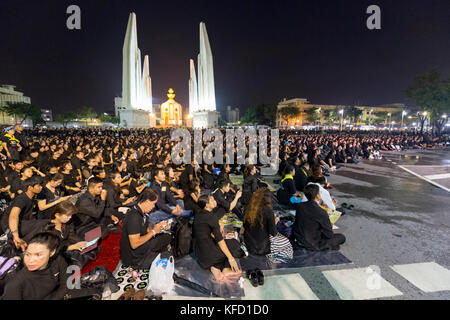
top-left (305, 107), bottom-right (320, 125)
top-left (346, 106), bottom-right (363, 124)
top-left (279, 106), bottom-right (300, 126)
top-left (55, 112), bottom-right (77, 128)
top-left (0, 102), bottom-right (44, 126)
top-left (240, 106), bottom-right (258, 124)
top-left (404, 68), bottom-right (450, 135)
top-left (260, 104), bottom-right (278, 126)
top-left (98, 113), bottom-right (120, 125)
top-left (77, 106), bottom-right (97, 120)
top-left (218, 114), bottom-right (227, 127)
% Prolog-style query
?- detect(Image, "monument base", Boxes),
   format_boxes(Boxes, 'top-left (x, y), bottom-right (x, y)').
top-left (193, 111), bottom-right (219, 129)
top-left (119, 109), bottom-right (154, 128)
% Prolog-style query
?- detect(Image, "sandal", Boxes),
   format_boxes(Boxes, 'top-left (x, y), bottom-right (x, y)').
top-left (341, 203), bottom-right (349, 209)
top-left (255, 269), bottom-right (264, 286)
top-left (347, 204), bottom-right (354, 210)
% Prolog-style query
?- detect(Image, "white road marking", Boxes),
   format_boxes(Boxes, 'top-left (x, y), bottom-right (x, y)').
top-left (243, 274), bottom-right (319, 300)
top-left (322, 267), bottom-right (403, 300)
top-left (391, 262), bottom-right (450, 293)
top-left (423, 173), bottom-right (450, 180)
top-left (398, 165), bottom-right (450, 193)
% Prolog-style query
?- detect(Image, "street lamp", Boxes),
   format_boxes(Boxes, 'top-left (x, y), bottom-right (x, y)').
top-left (401, 110), bottom-right (407, 128)
top-left (339, 109), bottom-right (344, 131)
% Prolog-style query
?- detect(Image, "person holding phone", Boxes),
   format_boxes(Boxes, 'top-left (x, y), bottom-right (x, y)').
top-left (193, 194), bottom-right (245, 282)
top-left (120, 190), bottom-right (172, 269)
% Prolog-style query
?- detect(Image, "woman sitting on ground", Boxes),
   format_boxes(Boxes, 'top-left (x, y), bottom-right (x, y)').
top-left (184, 180), bottom-right (201, 214)
top-left (41, 201), bottom-right (95, 268)
top-left (193, 194), bottom-right (245, 282)
top-left (307, 165), bottom-right (330, 188)
top-left (243, 187), bottom-right (293, 262)
top-left (1, 232), bottom-right (70, 300)
top-left (37, 173), bottom-right (72, 220)
top-left (242, 165), bottom-right (260, 205)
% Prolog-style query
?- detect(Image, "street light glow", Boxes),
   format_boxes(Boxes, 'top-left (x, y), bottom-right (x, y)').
top-left (339, 109), bottom-right (344, 115)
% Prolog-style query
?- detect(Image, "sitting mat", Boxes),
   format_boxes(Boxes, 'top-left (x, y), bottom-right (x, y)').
top-left (240, 247), bottom-right (352, 271)
top-left (174, 254), bottom-right (245, 299)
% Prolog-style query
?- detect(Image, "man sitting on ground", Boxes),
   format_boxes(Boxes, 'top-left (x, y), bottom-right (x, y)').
top-left (292, 184), bottom-right (345, 251)
top-left (120, 189), bottom-right (172, 269)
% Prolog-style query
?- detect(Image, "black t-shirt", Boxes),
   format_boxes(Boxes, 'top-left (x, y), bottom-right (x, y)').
top-left (192, 208), bottom-right (224, 268)
top-left (3, 193), bottom-right (35, 225)
top-left (36, 186), bottom-right (60, 218)
top-left (120, 205), bottom-right (151, 267)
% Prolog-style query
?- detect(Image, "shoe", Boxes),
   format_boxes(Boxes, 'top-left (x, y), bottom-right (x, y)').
top-left (247, 270), bottom-right (259, 287)
top-left (255, 269), bottom-right (264, 286)
top-left (132, 289), bottom-right (146, 300)
top-left (118, 287), bottom-right (135, 300)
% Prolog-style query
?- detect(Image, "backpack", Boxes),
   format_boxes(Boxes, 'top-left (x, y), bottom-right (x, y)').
top-left (171, 217), bottom-right (192, 259)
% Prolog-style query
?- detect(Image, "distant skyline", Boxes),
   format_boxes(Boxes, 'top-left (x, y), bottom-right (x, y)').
top-left (0, 0), bottom-right (449, 115)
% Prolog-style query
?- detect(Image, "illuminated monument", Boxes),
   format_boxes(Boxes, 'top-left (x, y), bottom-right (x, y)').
top-left (116, 13), bottom-right (155, 128)
top-left (189, 22), bottom-right (219, 128)
top-left (160, 88), bottom-right (183, 127)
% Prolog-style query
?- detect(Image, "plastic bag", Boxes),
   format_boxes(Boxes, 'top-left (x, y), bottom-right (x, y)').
top-left (148, 254), bottom-right (175, 295)
top-left (307, 183), bottom-right (335, 211)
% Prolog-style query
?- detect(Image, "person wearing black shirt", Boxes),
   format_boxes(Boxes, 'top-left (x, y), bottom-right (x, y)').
top-left (37, 174), bottom-right (72, 220)
top-left (149, 168), bottom-right (187, 225)
top-left (120, 190), bottom-right (172, 269)
top-left (70, 151), bottom-right (84, 181)
top-left (243, 188), bottom-right (278, 255)
top-left (73, 177), bottom-right (110, 237)
top-left (292, 184), bottom-right (345, 251)
top-left (193, 194), bottom-right (245, 282)
top-left (1, 126), bottom-right (22, 161)
top-left (212, 180), bottom-right (242, 218)
top-left (61, 161), bottom-right (82, 195)
top-left (179, 161), bottom-right (196, 192)
top-left (104, 172), bottom-right (137, 224)
top-left (1, 177), bottom-right (48, 251)
top-left (242, 165), bottom-right (259, 206)
top-left (1, 232), bottom-right (70, 300)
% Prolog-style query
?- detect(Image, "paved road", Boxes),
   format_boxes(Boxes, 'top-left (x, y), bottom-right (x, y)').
top-left (319, 148), bottom-right (450, 299)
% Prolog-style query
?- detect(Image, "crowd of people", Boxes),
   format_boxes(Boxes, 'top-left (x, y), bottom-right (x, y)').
top-left (0, 125), bottom-right (447, 299)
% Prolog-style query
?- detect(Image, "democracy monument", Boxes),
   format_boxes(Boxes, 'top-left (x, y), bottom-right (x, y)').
top-left (115, 13), bottom-right (218, 129)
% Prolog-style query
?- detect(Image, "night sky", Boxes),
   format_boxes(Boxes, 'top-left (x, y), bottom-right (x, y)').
top-left (1, 0), bottom-right (449, 115)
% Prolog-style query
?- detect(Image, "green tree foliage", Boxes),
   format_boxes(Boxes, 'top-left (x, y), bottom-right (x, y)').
top-left (323, 109), bottom-right (338, 125)
top-left (54, 112), bottom-right (77, 128)
top-left (77, 106), bottom-right (97, 120)
top-left (218, 113), bottom-right (227, 127)
top-left (240, 104), bottom-right (278, 125)
top-left (240, 106), bottom-right (258, 124)
top-left (0, 102), bottom-right (44, 126)
top-left (279, 106), bottom-right (300, 126)
top-left (305, 107), bottom-right (320, 124)
top-left (99, 113), bottom-right (120, 125)
top-left (346, 106), bottom-right (363, 124)
top-left (404, 68), bottom-right (450, 135)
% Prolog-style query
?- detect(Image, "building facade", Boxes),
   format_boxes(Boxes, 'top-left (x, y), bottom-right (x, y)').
top-left (0, 84), bottom-right (33, 126)
top-left (276, 98), bottom-right (405, 127)
top-left (225, 105), bottom-right (240, 123)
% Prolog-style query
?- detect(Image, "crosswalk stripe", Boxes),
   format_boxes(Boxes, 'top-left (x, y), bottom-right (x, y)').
top-left (391, 262), bottom-right (450, 293)
top-left (423, 173), bottom-right (450, 180)
top-left (322, 267), bottom-right (403, 300)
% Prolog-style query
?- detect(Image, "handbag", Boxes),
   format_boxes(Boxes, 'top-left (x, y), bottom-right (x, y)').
top-left (80, 266), bottom-right (120, 293)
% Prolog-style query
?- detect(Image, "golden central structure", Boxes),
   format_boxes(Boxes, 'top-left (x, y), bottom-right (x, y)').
top-left (160, 89), bottom-right (183, 127)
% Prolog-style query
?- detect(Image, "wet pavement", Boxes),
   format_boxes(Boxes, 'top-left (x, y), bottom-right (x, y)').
top-left (324, 147), bottom-right (450, 299)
